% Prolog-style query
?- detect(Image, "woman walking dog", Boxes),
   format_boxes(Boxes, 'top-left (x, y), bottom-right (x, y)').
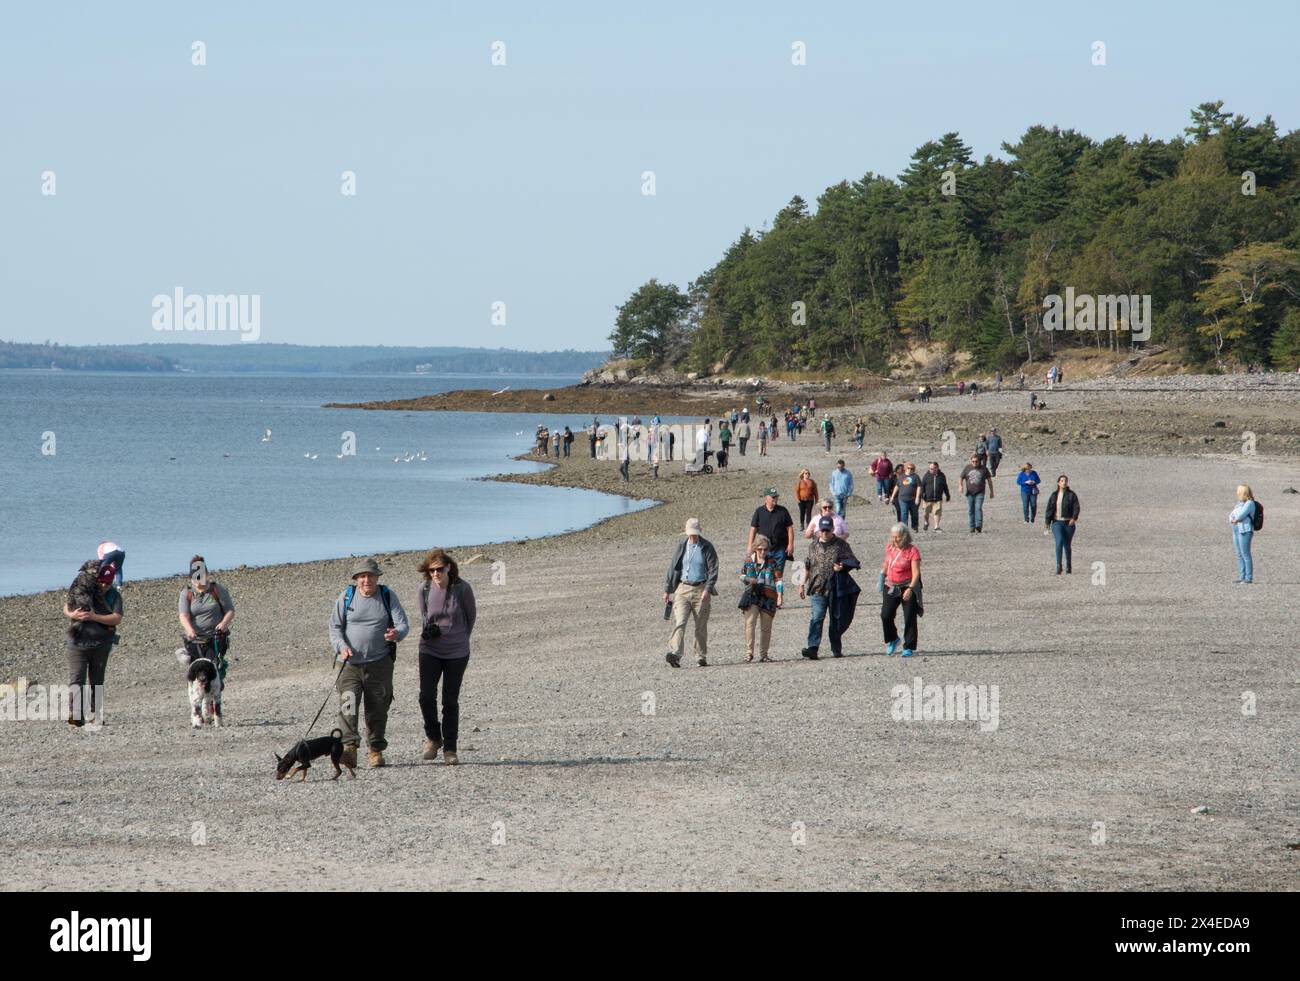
top-left (416, 549), bottom-right (477, 766)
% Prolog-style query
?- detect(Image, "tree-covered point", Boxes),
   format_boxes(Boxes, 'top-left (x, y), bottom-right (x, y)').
top-left (612, 102), bottom-right (1300, 372)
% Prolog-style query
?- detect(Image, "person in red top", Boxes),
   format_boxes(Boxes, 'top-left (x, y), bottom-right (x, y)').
top-left (878, 522), bottom-right (921, 657)
top-left (870, 452), bottom-right (893, 502)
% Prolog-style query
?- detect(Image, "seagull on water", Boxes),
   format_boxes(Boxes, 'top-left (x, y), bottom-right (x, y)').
top-left (261, 429), bottom-right (272, 442)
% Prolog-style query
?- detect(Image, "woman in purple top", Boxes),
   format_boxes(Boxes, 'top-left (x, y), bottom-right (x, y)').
top-left (416, 548), bottom-right (477, 765)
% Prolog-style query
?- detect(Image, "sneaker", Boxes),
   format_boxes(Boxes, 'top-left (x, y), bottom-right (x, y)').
top-left (901, 649), bottom-right (915, 658)
top-left (443, 751), bottom-right (459, 766)
top-left (800, 647), bottom-right (820, 660)
top-left (885, 639), bottom-right (900, 657)
top-left (422, 738), bottom-right (442, 761)
top-left (665, 652), bottom-right (681, 668)
top-left (697, 656), bottom-right (708, 667)
top-left (368, 749), bottom-right (386, 768)
top-left (934, 527), bottom-right (943, 533)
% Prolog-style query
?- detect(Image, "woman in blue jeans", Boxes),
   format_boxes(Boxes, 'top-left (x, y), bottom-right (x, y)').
top-left (1042, 475), bottom-right (1080, 575)
top-left (1016, 463), bottom-right (1041, 523)
top-left (1228, 485), bottom-right (1257, 583)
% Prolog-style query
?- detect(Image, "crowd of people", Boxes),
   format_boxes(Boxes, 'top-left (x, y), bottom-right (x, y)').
top-left (659, 422), bottom-right (1108, 666)
top-left (56, 379), bottom-right (1265, 766)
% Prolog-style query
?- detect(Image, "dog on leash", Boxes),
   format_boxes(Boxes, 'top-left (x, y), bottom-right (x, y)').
top-left (275, 728), bottom-right (354, 781)
top-left (180, 650), bottom-right (223, 728)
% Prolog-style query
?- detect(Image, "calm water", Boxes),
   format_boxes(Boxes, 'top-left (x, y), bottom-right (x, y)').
top-left (0, 371), bottom-right (653, 596)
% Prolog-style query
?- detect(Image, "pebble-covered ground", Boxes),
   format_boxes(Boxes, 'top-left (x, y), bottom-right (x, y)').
top-left (1, 379), bottom-right (1296, 890)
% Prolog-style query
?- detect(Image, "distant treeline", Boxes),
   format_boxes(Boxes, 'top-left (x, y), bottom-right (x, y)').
top-left (1, 342), bottom-right (609, 375)
top-left (610, 102), bottom-right (1300, 373)
top-left (0, 341), bottom-right (176, 372)
top-left (117, 344), bottom-right (607, 375)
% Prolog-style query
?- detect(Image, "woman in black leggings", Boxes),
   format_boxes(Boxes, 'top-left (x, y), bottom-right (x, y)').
top-left (416, 549), bottom-right (477, 766)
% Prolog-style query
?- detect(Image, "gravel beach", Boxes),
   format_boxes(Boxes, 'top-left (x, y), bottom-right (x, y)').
top-left (2, 380), bottom-right (1297, 891)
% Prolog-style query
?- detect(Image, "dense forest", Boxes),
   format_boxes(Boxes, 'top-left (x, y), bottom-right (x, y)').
top-left (610, 102), bottom-right (1300, 374)
top-left (0, 342), bottom-right (606, 375)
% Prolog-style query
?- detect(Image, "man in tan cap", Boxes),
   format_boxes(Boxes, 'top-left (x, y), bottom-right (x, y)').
top-left (328, 557), bottom-right (410, 767)
top-left (662, 518), bottom-right (718, 667)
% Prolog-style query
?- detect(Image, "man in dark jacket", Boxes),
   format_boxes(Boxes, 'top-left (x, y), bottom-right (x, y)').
top-left (663, 517), bottom-right (719, 667)
top-left (985, 428), bottom-right (1004, 476)
top-left (919, 461), bottom-right (951, 532)
top-left (798, 517), bottom-right (860, 659)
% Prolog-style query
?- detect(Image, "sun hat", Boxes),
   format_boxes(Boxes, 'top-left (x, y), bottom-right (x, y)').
top-left (684, 518), bottom-right (702, 536)
top-left (350, 557), bottom-right (382, 579)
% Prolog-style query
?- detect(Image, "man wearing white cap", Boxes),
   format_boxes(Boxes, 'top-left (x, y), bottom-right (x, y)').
top-left (662, 518), bottom-right (718, 667)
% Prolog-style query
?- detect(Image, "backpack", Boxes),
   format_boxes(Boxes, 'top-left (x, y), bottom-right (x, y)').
top-left (341, 584), bottom-right (396, 658)
top-left (1251, 500), bottom-right (1264, 531)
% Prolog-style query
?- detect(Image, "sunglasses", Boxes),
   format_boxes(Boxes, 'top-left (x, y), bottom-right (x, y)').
top-left (429, 566), bottom-right (448, 574)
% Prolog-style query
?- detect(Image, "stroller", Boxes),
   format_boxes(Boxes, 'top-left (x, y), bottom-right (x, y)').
top-left (684, 447), bottom-right (715, 475)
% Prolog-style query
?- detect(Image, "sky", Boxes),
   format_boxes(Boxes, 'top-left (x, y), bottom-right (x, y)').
top-left (2, 1), bottom-right (1297, 351)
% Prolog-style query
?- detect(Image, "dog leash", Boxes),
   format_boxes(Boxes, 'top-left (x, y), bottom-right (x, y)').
top-left (298, 658), bottom-right (346, 746)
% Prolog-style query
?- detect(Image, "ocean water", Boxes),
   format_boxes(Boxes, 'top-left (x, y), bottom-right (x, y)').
top-left (0, 371), bottom-right (654, 596)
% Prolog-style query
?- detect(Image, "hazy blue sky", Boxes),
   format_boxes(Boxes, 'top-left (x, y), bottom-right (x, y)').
top-left (3, 1), bottom-right (1296, 351)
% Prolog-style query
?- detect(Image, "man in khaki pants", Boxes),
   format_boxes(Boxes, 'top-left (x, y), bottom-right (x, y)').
top-left (662, 518), bottom-right (719, 668)
top-left (328, 558), bottom-right (410, 767)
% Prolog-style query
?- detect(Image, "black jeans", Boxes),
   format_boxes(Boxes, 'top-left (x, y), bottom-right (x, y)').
top-left (738, 437), bottom-right (747, 456)
top-left (798, 499), bottom-right (814, 528)
top-left (418, 654), bottom-right (469, 751)
top-left (881, 588), bottom-right (919, 650)
top-left (67, 645), bottom-right (111, 721)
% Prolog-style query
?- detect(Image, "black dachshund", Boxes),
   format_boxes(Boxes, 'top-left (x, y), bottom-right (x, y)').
top-left (274, 728), bottom-right (354, 781)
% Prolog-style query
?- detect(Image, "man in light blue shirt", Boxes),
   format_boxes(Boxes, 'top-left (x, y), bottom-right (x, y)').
top-left (829, 459), bottom-right (854, 517)
top-left (663, 517), bottom-right (719, 668)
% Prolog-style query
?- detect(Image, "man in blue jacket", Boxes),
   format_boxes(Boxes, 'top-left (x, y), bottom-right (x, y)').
top-left (829, 459), bottom-right (855, 517)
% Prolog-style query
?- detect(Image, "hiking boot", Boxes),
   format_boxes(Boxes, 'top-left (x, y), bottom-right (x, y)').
top-left (341, 746), bottom-right (358, 769)
top-left (665, 652), bottom-right (681, 668)
top-left (368, 749), bottom-right (385, 768)
top-left (422, 738), bottom-right (442, 761)
top-left (443, 751), bottom-right (459, 766)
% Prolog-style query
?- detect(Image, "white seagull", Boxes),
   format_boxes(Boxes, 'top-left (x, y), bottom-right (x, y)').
top-left (491, 385), bottom-right (511, 396)
top-left (261, 429), bottom-right (272, 442)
